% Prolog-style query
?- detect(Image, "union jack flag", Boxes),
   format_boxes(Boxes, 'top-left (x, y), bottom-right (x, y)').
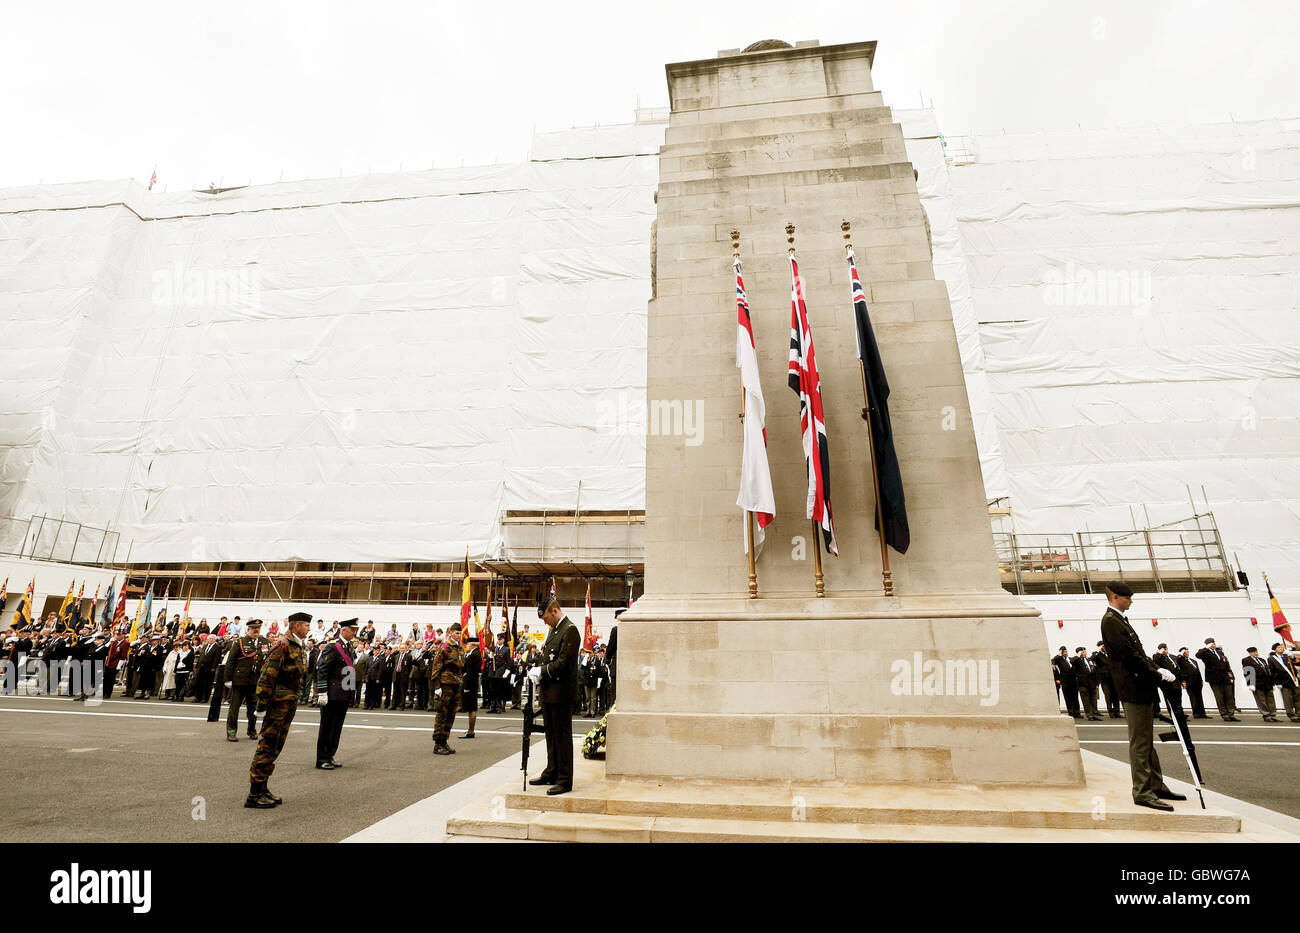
top-left (788, 254), bottom-right (837, 556)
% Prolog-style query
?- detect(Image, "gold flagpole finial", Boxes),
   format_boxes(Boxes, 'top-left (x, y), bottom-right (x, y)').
top-left (731, 228), bottom-right (741, 259)
top-left (785, 223), bottom-right (795, 253)
top-left (841, 219), bottom-right (853, 254)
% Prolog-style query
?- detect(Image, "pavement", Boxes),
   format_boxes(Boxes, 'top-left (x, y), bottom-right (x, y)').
top-left (3, 692), bottom-right (1296, 842)
top-left (1077, 716), bottom-right (1300, 819)
top-left (0, 693), bottom-right (596, 842)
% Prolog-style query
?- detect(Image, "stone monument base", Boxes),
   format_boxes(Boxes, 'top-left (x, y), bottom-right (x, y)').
top-left (602, 594), bottom-right (1084, 786)
top-left (445, 755), bottom-right (1271, 842)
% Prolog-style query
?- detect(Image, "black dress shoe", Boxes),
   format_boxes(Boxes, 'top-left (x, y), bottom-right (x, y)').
top-left (1156, 789), bottom-right (1187, 801)
top-left (1135, 798), bottom-right (1174, 811)
top-left (546, 784), bottom-right (572, 796)
top-left (461, 733), bottom-right (475, 739)
top-left (316, 761), bottom-right (336, 770)
top-left (528, 775), bottom-right (556, 786)
top-left (329, 759), bottom-right (342, 767)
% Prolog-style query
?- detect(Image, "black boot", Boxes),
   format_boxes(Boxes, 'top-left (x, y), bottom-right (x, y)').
top-left (245, 781), bottom-right (276, 809)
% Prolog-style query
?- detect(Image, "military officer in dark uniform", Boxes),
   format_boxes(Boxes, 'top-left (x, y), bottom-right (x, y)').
top-left (1242, 647), bottom-right (1278, 722)
top-left (1196, 637), bottom-right (1239, 721)
top-left (430, 622), bottom-right (464, 755)
top-left (1175, 647), bottom-right (1208, 718)
top-left (1099, 580), bottom-right (1185, 811)
top-left (1052, 647), bottom-right (1079, 718)
top-left (1092, 641), bottom-right (1122, 718)
top-left (315, 618), bottom-right (358, 769)
top-left (245, 611), bottom-right (311, 809)
top-left (224, 619), bottom-right (266, 741)
top-left (528, 591), bottom-right (580, 795)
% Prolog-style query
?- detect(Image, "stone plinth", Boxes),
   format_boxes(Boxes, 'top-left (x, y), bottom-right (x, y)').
top-left (613, 39), bottom-right (1081, 787)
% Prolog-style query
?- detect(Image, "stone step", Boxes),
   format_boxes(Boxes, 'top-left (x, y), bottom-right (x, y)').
top-left (447, 807), bottom-right (1255, 844)
top-left (501, 787), bottom-right (1238, 834)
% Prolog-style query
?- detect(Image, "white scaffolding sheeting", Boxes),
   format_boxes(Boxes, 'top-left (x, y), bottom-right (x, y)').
top-left (939, 115), bottom-right (1300, 592)
top-left (0, 119), bottom-right (664, 562)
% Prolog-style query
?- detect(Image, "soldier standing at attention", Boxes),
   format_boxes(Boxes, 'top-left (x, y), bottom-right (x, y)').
top-left (1099, 581), bottom-right (1185, 811)
top-left (245, 611), bottom-right (311, 809)
top-left (225, 619), bottom-right (266, 741)
top-left (430, 622), bottom-right (464, 755)
top-left (314, 618), bottom-right (358, 769)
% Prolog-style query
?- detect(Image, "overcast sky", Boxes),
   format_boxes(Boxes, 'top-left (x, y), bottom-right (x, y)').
top-left (2, 0), bottom-right (1297, 190)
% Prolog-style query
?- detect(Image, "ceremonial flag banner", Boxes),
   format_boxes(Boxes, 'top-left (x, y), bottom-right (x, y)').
top-left (735, 255), bottom-right (776, 555)
top-left (129, 602), bottom-right (140, 642)
top-left (1269, 578), bottom-right (1295, 645)
top-left (110, 586), bottom-right (126, 630)
top-left (183, 596), bottom-right (191, 631)
top-left (509, 599), bottom-right (517, 655)
top-left (583, 583), bottom-right (594, 650)
top-left (0, 577), bottom-right (7, 611)
top-left (849, 248), bottom-right (910, 553)
top-left (788, 253), bottom-right (838, 556)
top-left (460, 551), bottom-right (472, 626)
top-left (11, 579), bottom-right (33, 631)
top-left (57, 580), bottom-right (76, 628)
top-left (141, 584), bottom-right (154, 631)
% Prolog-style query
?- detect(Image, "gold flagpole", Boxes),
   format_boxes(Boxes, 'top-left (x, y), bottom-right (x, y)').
top-left (733, 229), bottom-right (760, 599)
top-left (843, 220), bottom-right (894, 596)
top-left (788, 223), bottom-right (826, 598)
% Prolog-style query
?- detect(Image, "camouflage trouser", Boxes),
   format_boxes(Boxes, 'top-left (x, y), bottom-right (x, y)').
top-left (250, 698), bottom-right (298, 782)
top-left (432, 685), bottom-right (459, 743)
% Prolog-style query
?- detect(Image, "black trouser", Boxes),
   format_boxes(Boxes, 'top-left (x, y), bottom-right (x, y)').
top-left (1186, 681), bottom-right (1208, 717)
top-left (173, 673), bottom-right (189, 700)
top-left (412, 677), bottom-right (428, 710)
top-left (227, 684), bottom-right (258, 735)
top-left (1060, 679), bottom-right (1079, 716)
top-left (1078, 680), bottom-right (1098, 718)
top-left (366, 681), bottom-right (382, 708)
top-left (316, 699), bottom-right (348, 763)
top-left (391, 674), bottom-right (408, 708)
top-left (103, 668), bottom-right (119, 699)
top-left (1209, 682), bottom-right (1236, 718)
top-left (542, 700), bottom-right (574, 787)
top-left (1099, 676), bottom-right (1120, 715)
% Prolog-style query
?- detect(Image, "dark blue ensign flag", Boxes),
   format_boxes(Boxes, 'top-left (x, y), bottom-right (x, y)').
top-left (849, 250), bottom-right (909, 554)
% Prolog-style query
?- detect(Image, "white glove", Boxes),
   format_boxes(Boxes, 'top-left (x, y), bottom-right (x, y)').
top-left (1157, 668), bottom-right (1176, 683)
top-left (224, 681), bottom-right (232, 688)
top-left (434, 688), bottom-right (442, 698)
top-left (528, 665), bottom-right (542, 684)
top-left (316, 692), bottom-right (326, 704)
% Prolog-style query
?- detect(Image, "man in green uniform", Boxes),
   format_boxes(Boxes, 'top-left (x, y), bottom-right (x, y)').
top-left (245, 611), bottom-right (311, 809)
top-left (225, 619), bottom-right (267, 741)
top-left (430, 622), bottom-right (464, 755)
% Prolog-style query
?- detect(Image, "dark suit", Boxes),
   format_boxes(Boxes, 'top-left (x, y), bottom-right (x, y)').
top-left (1242, 655), bottom-right (1276, 720)
top-left (539, 616), bottom-right (580, 788)
top-left (1268, 652), bottom-right (1300, 720)
top-left (1070, 654), bottom-right (1099, 719)
top-left (1152, 652), bottom-right (1182, 715)
top-left (315, 639), bottom-right (356, 764)
top-left (1052, 655), bottom-right (1079, 716)
top-left (1091, 648), bottom-right (1122, 717)
top-left (1195, 646), bottom-right (1237, 719)
top-left (1175, 654), bottom-right (1207, 717)
top-left (1100, 606), bottom-right (1173, 804)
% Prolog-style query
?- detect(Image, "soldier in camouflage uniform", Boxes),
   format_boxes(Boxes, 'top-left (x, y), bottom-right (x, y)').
top-left (245, 611), bottom-right (311, 809)
top-left (430, 622), bottom-right (464, 755)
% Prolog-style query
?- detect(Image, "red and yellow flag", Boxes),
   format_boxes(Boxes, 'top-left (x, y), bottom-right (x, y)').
top-left (459, 549), bottom-right (472, 627)
top-left (583, 583), bottom-right (595, 650)
top-left (10, 579), bottom-right (34, 631)
top-left (1267, 574), bottom-right (1294, 645)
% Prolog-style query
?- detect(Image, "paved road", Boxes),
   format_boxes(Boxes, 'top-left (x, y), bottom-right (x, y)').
top-left (1077, 719), bottom-right (1300, 818)
top-left (0, 694), bottom-right (598, 842)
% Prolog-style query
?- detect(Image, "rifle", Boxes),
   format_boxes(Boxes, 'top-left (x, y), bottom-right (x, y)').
top-left (521, 674), bottom-right (535, 791)
top-left (1155, 694), bottom-right (1206, 809)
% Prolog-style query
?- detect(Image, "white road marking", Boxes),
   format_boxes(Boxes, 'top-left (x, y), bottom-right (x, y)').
top-left (66, 748), bottom-right (99, 753)
top-left (0, 705), bottom-right (544, 738)
top-left (1081, 740), bottom-right (1300, 746)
